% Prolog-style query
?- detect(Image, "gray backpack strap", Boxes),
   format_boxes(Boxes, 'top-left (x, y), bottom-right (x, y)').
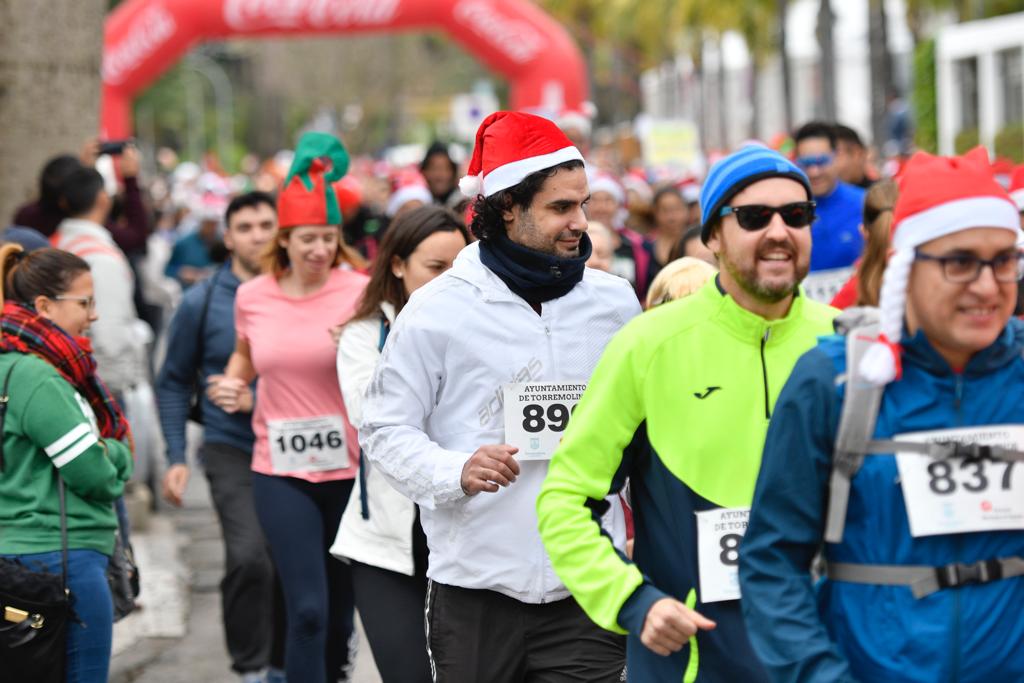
top-left (864, 439), bottom-right (1024, 462)
top-left (827, 556), bottom-right (1024, 599)
top-left (824, 323), bottom-right (884, 544)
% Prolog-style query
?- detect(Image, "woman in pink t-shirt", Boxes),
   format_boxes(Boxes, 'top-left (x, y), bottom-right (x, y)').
top-left (210, 133), bottom-right (368, 683)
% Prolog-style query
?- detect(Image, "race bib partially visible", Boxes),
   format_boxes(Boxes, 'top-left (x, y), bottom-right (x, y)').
top-left (267, 415), bottom-right (349, 474)
top-left (895, 425), bottom-right (1024, 537)
top-left (695, 507), bottom-right (749, 603)
top-left (802, 266), bottom-right (854, 303)
top-left (502, 382), bottom-right (587, 460)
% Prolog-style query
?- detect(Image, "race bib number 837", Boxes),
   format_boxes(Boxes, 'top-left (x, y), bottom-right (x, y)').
top-left (895, 425), bottom-right (1024, 537)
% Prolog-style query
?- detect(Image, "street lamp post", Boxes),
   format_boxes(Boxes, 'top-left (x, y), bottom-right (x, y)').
top-left (184, 51), bottom-right (234, 168)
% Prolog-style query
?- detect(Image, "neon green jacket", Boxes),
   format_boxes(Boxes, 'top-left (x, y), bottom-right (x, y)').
top-left (536, 279), bottom-right (836, 682)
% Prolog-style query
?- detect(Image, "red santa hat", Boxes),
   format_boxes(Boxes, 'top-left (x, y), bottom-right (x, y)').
top-left (332, 175), bottom-right (363, 219)
top-left (992, 156), bottom-right (1014, 188)
top-left (459, 111), bottom-right (583, 199)
top-left (589, 174), bottom-right (625, 205)
top-left (859, 146), bottom-right (1021, 385)
top-left (387, 178), bottom-right (433, 217)
top-left (556, 103), bottom-right (596, 138)
top-left (1009, 165), bottom-right (1024, 211)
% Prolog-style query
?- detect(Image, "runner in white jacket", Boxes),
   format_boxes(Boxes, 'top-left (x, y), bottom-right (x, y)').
top-left (331, 204), bottom-right (469, 683)
top-left (360, 111), bottom-right (640, 682)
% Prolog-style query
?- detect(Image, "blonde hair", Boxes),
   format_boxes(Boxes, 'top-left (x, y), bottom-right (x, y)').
top-left (261, 225), bottom-right (367, 278)
top-left (645, 257), bottom-right (717, 308)
top-left (586, 220), bottom-right (614, 242)
top-left (855, 179), bottom-right (898, 306)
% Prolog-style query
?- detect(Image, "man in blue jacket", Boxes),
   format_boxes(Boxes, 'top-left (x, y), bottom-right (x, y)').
top-left (156, 191), bottom-right (283, 683)
top-left (794, 121), bottom-right (866, 272)
top-left (740, 148), bottom-right (1024, 682)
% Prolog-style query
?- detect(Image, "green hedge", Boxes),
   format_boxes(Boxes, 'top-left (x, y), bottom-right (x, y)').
top-left (912, 39), bottom-right (938, 153)
top-left (995, 122), bottom-right (1024, 163)
top-left (954, 127), bottom-right (980, 154)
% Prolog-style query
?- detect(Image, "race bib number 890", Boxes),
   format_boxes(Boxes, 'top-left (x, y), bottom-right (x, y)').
top-left (502, 382), bottom-right (586, 460)
top-left (895, 425), bottom-right (1024, 537)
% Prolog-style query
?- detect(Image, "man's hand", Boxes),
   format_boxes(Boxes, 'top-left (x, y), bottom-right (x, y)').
top-left (640, 598), bottom-right (716, 656)
top-left (162, 464), bottom-right (190, 507)
top-left (207, 374), bottom-right (254, 414)
top-left (460, 444), bottom-right (520, 495)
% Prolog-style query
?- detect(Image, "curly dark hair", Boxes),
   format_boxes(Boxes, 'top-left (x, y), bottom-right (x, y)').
top-left (469, 160), bottom-right (584, 242)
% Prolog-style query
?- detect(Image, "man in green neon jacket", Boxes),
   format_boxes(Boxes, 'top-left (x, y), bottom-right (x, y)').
top-left (537, 145), bottom-right (838, 682)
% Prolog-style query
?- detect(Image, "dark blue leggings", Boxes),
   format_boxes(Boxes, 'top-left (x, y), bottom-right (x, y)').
top-left (252, 473), bottom-right (355, 683)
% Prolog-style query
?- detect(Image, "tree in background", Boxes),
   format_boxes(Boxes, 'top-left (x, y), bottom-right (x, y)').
top-left (868, 0), bottom-right (895, 148)
top-left (0, 0), bottom-right (107, 224)
top-left (816, 0), bottom-right (837, 121)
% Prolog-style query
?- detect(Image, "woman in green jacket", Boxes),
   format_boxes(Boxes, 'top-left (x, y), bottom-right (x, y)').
top-left (0, 243), bottom-right (133, 683)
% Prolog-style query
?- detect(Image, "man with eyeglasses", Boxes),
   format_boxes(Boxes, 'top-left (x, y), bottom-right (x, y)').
top-left (793, 121), bottom-right (867, 274)
top-left (537, 145), bottom-right (836, 682)
top-left (740, 148), bottom-right (1024, 682)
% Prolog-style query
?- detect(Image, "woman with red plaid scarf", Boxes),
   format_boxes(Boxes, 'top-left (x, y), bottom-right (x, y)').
top-left (0, 243), bottom-right (133, 683)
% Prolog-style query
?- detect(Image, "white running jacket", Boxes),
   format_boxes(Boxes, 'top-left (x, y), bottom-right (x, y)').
top-left (360, 242), bottom-right (640, 603)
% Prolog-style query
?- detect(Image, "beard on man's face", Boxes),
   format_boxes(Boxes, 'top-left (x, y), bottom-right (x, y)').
top-left (719, 234), bottom-right (807, 303)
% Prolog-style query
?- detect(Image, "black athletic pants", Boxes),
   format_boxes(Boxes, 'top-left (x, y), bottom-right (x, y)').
top-left (425, 582), bottom-right (626, 683)
top-left (201, 442), bottom-right (285, 674)
top-left (350, 511), bottom-right (431, 683)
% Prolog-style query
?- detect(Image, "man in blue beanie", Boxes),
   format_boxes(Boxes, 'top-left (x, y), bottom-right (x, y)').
top-left (538, 144), bottom-right (837, 681)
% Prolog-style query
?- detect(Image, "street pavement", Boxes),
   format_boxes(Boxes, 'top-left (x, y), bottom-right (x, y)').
top-left (110, 427), bottom-right (381, 683)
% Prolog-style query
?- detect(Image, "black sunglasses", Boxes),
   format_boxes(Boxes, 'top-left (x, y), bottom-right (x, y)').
top-left (719, 201), bottom-right (817, 231)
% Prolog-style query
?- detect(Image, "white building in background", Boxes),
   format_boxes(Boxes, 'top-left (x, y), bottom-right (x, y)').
top-left (640, 0), bottom-right (917, 153)
top-left (937, 13), bottom-right (1024, 155)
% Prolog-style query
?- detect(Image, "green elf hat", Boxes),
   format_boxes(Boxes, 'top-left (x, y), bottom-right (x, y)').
top-left (278, 132), bottom-right (350, 229)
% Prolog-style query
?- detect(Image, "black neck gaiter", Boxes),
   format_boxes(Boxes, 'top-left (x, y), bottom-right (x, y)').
top-left (478, 230), bottom-right (592, 305)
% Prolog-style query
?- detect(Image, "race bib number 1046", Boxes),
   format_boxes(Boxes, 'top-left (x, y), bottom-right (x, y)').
top-left (502, 382), bottom-right (586, 460)
top-left (895, 425), bottom-right (1024, 537)
top-left (267, 415), bottom-right (349, 474)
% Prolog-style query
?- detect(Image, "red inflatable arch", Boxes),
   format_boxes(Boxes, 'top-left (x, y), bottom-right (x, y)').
top-left (101, 0), bottom-right (589, 138)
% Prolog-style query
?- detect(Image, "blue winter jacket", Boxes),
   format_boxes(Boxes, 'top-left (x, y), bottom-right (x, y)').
top-left (739, 320), bottom-right (1024, 682)
top-left (809, 181), bottom-right (865, 272)
top-left (156, 263), bottom-right (255, 466)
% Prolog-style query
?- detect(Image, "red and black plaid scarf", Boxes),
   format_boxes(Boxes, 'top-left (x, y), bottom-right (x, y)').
top-left (0, 301), bottom-right (132, 448)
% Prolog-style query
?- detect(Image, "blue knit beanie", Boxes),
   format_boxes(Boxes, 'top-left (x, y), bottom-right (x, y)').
top-left (699, 145), bottom-right (812, 243)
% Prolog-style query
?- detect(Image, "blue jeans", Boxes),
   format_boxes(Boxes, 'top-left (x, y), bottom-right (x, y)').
top-left (4, 550), bottom-right (113, 683)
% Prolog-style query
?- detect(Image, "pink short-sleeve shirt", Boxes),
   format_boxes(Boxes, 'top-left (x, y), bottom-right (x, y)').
top-left (235, 268), bottom-right (368, 482)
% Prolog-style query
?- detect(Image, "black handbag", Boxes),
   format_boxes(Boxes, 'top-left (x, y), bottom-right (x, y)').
top-left (0, 358), bottom-right (73, 683)
top-left (107, 511), bottom-right (139, 622)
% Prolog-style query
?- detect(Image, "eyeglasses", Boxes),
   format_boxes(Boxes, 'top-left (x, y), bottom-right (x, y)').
top-left (795, 154), bottom-right (834, 169)
top-left (913, 250), bottom-right (1024, 284)
top-left (719, 202), bottom-right (817, 231)
top-left (54, 295), bottom-right (95, 311)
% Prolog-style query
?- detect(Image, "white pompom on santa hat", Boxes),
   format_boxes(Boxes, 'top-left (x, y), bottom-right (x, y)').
top-left (859, 146), bottom-right (1022, 386)
top-left (459, 111), bottom-right (584, 199)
